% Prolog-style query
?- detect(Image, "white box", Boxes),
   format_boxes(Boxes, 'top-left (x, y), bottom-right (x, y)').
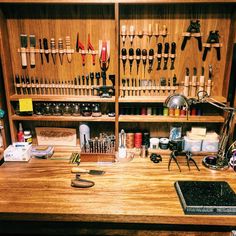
top-left (4, 144), bottom-right (31, 162)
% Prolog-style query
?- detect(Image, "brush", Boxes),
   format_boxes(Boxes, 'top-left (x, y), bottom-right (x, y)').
top-left (71, 167), bottom-right (105, 175)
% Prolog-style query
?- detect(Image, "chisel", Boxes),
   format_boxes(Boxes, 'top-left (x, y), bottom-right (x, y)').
top-left (20, 34), bottom-right (28, 67)
top-left (29, 35), bottom-right (36, 67)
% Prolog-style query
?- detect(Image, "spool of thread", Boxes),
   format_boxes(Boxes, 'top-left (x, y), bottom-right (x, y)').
top-left (140, 107), bottom-right (147, 115)
top-left (152, 107), bottom-right (157, 115)
top-left (142, 132), bottom-right (150, 148)
top-left (159, 138), bottom-right (169, 150)
top-left (163, 107), bottom-right (168, 116)
top-left (147, 107), bottom-right (152, 115)
top-left (150, 138), bottom-right (159, 149)
top-left (126, 133), bottom-right (135, 149)
top-left (134, 132), bottom-right (142, 148)
top-left (169, 107), bottom-right (175, 116)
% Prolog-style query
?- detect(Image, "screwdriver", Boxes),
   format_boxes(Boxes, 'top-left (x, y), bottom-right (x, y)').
top-left (142, 49), bottom-right (147, 78)
top-left (121, 48), bottom-right (127, 75)
top-left (136, 48), bottom-right (141, 75)
top-left (128, 48), bottom-right (134, 74)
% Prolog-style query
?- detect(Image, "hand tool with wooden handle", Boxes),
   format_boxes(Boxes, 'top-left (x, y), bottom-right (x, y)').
top-left (121, 25), bottom-right (126, 46)
top-left (20, 34), bottom-right (28, 67)
top-left (170, 42), bottom-right (176, 70)
top-left (121, 48), bottom-right (127, 75)
top-left (191, 67), bottom-right (197, 97)
top-left (183, 68), bottom-right (190, 97)
top-left (207, 65), bottom-right (212, 96)
top-left (142, 49), bottom-right (147, 78)
top-left (198, 66), bottom-right (205, 99)
top-left (129, 25), bottom-right (135, 45)
top-left (136, 48), bottom-right (141, 74)
top-left (128, 48), bottom-right (134, 74)
top-left (71, 167), bottom-right (105, 175)
top-left (148, 49), bottom-right (154, 73)
top-left (163, 42), bottom-right (169, 70)
top-left (43, 38), bottom-right (49, 63)
top-left (156, 43), bottom-right (162, 70)
top-left (29, 35), bottom-right (36, 67)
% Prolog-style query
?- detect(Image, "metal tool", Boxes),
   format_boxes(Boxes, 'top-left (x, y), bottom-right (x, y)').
top-left (207, 64), bottom-right (213, 96)
top-left (148, 49), bottom-right (154, 73)
top-left (129, 25), bottom-right (135, 45)
top-left (50, 38), bottom-right (56, 64)
top-left (76, 33), bottom-right (86, 66)
top-left (181, 20), bottom-right (202, 51)
top-left (170, 42), bottom-right (176, 70)
top-left (71, 167), bottom-right (105, 175)
top-left (121, 25), bottom-right (127, 46)
top-left (87, 34), bottom-right (96, 65)
top-left (136, 48), bottom-right (141, 74)
top-left (99, 40), bottom-right (110, 71)
top-left (90, 72), bottom-right (95, 95)
top-left (118, 129), bottom-right (126, 158)
top-left (43, 38), bottom-right (49, 63)
top-left (71, 176), bottom-right (95, 188)
top-left (128, 48), bottom-right (134, 74)
top-left (142, 49), bottom-right (147, 77)
top-left (121, 48), bottom-right (127, 75)
top-left (58, 38), bottom-right (64, 65)
top-left (156, 43), bottom-right (162, 70)
top-left (163, 42), bottom-right (169, 70)
top-left (26, 75), bottom-right (31, 94)
top-left (186, 151), bottom-right (200, 171)
top-left (39, 39), bottom-right (43, 64)
top-left (191, 67), bottom-right (197, 97)
top-left (15, 74), bottom-right (21, 94)
top-left (198, 66), bottom-right (205, 98)
top-left (29, 35), bottom-right (36, 67)
top-left (20, 34), bottom-right (28, 67)
top-left (183, 67), bottom-right (190, 97)
top-left (202, 31), bottom-right (221, 61)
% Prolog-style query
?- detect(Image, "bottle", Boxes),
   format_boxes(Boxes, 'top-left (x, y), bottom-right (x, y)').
top-left (24, 130), bottom-right (32, 144)
top-left (17, 123), bottom-right (24, 142)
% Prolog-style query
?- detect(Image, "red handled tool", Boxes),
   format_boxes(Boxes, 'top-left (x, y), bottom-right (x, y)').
top-left (87, 34), bottom-right (96, 65)
top-left (99, 40), bottom-right (110, 71)
top-left (76, 33), bottom-right (86, 66)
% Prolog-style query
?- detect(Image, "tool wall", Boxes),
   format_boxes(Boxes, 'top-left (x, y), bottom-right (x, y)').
top-left (0, 2), bottom-right (235, 150)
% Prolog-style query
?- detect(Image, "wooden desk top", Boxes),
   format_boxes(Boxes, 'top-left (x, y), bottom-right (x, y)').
top-left (0, 154), bottom-right (236, 227)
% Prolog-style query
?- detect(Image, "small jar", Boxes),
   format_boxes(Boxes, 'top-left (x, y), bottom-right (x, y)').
top-left (92, 103), bottom-right (102, 117)
top-left (81, 103), bottom-right (92, 117)
top-left (72, 103), bottom-right (80, 116)
top-left (159, 138), bottom-right (169, 150)
top-left (63, 103), bottom-right (72, 116)
top-left (24, 131), bottom-right (32, 144)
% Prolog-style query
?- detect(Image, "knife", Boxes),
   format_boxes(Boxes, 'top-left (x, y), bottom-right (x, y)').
top-left (207, 65), bottom-right (212, 96)
top-left (71, 167), bottom-right (105, 175)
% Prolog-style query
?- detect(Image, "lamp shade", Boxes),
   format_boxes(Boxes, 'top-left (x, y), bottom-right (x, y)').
top-left (164, 94), bottom-right (189, 108)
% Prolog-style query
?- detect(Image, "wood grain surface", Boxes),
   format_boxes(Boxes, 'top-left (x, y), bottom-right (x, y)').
top-left (0, 154), bottom-right (236, 228)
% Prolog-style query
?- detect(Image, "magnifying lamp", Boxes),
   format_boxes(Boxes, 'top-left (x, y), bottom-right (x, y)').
top-left (164, 91), bottom-right (236, 170)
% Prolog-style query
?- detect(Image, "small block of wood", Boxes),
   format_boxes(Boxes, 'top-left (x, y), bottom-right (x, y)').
top-left (80, 153), bottom-right (115, 162)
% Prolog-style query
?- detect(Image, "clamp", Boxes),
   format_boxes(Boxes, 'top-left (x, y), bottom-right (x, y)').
top-left (181, 20), bottom-right (202, 51)
top-left (202, 30), bottom-right (221, 61)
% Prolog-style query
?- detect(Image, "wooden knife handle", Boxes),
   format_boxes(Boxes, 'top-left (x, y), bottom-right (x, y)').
top-left (71, 179), bottom-right (94, 188)
top-left (71, 167), bottom-right (88, 173)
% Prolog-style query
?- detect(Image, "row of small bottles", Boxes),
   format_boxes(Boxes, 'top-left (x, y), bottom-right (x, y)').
top-left (120, 105), bottom-right (202, 116)
top-left (17, 123), bottom-right (32, 144)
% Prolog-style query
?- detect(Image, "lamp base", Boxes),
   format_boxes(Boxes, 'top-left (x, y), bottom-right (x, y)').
top-left (202, 155), bottom-right (229, 170)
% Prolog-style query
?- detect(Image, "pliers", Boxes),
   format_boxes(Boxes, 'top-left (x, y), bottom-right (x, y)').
top-left (168, 151), bottom-right (200, 172)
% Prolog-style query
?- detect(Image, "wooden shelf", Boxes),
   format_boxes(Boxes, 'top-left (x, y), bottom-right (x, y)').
top-left (10, 95), bottom-right (115, 103)
top-left (119, 115), bottom-right (225, 123)
top-left (11, 115), bottom-right (115, 122)
top-left (119, 96), bottom-right (227, 103)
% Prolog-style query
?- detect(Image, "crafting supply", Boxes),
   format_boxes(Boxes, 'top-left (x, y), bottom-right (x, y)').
top-left (150, 138), bottom-right (159, 149)
top-left (141, 145), bottom-right (148, 158)
top-left (126, 133), bottom-right (134, 149)
top-left (134, 132), bottom-right (142, 148)
top-left (17, 123), bottom-right (24, 142)
top-left (140, 107), bottom-right (147, 115)
top-left (43, 38), bottom-right (49, 63)
top-left (79, 123), bottom-right (90, 148)
top-left (71, 167), bottom-right (105, 175)
top-left (184, 136), bottom-right (202, 152)
top-left (50, 38), bottom-right (56, 64)
top-left (58, 38), bottom-right (64, 65)
top-left (29, 35), bottom-right (36, 67)
top-left (20, 34), bottom-right (28, 67)
top-left (159, 138), bottom-right (169, 150)
top-left (163, 107), bottom-right (169, 116)
top-left (118, 129), bottom-right (127, 158)
top-left (142, 132), bottom-right (150, 148)
top-left (24, 130), bottom-right (32, 145)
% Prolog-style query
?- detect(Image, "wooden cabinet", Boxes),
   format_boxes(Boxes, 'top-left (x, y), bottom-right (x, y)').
top-left (0, 0), bottom-right (235, 150)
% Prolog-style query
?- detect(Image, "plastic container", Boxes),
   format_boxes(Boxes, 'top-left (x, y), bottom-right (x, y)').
top-left (184, 136), bottom-right (202, 152)
top-left (202, 138), bottom-right (219, 152)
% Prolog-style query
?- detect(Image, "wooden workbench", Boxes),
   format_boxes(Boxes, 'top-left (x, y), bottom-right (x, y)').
top-left (0, 154), bottom-right (235, 235)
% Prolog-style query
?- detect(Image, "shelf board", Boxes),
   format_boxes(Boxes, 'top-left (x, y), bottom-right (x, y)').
top-left (119, 96), bottom-right (227, 103)
top-left (119, 115), bottom-right (225, 123)
top-left (10, 95), bottom-right (115, 103)
top-left (11, 115), bottom-right (115, 122)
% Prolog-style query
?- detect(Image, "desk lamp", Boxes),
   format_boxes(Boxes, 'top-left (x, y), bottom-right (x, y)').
top-left (165, 91), bottom-right (236, 170)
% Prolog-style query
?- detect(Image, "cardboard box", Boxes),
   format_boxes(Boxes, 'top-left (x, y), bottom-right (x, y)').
top-left (4, 143), bottom-right (31, 162)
